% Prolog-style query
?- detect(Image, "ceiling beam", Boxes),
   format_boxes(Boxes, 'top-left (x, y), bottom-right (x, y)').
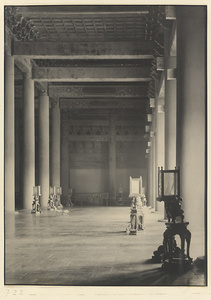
top-left (59, 98), bottom-right (147, 109)
top-left (68, 135), bottom-right (110, 142)
top-left (15, 83), bottom-right (149, 99)
top-left (68, 120), bottom-right (144, 126)
top-left (63, 109), bottom-right (144, 117)
top-left (16, 6), bottom-right (150, 17)
top-left (33, 66), bottom-right (151, 82)
top-left (68, 135), bottom-right (145, 142)
top-left (49, 84), bottom-right (148, 99)
top-left (13, 41), bottom-right (154, 59)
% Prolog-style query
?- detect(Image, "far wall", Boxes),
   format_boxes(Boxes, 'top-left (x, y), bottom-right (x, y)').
top-left (69, 167), bottom-right (147, 205)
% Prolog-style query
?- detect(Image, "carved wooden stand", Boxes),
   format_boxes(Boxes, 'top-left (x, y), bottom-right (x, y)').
top-left (31, 195), bottom-right (41, 214)
top-left (48, 194), bottom-right (63, 210)
top-left (48, 187), bottom-right (63, 210)
top-left (47, 195), bottom-right (55, 210)
top-left (152, 167), bottom-right (192, 270)
top-left (128, 198), bottom-right (144, 235)
top-left (31, 186), bottom-right (41, 214)
top-left (162, 222), bottom-right (192, 270)
top-left (129, 205), bottom-right (138, 235)
top-left (54, 194), bottom-right (63, 209)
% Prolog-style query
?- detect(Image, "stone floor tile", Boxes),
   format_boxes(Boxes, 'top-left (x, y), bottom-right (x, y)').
top-left (5, 206), bottom-right (206, 286)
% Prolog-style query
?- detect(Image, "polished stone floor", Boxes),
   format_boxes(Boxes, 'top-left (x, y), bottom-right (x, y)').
top-left (5, 206), bottom-right (206, 286)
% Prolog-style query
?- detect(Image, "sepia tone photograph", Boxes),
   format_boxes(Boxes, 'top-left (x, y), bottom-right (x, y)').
top-left (2, 0), bottom-right (209, 298)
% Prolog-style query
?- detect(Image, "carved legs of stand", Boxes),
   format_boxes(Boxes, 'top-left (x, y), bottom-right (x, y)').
top-left (138, 212), bottom-right (144, 230)
top-left (163, 232), bottom-right (176, 262)
top-left (184, 229), bottom-right (191, 260)
top-left (48, 195), bottom-right (63, 210)
top-left (128, 208), bottom-right (144, 235)
top-left (31, 196), bottom-right (41, 214)
top-left (163, 224), bottom-right (192, 266)
top-left (129, 209), bottom-right (137, 235)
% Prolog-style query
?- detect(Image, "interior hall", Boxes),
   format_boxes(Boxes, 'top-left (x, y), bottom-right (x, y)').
top-left (4, 5), bottom-right (207, 287)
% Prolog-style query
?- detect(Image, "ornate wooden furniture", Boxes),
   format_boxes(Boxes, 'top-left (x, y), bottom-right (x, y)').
top-left (48, 186), bottom-right (56, 210)
top-left (55, 187), bottom-right (63, 209)
top-left (153, 167), bottom-right (192, 270)
top-left (48, 186), bottom-right (63, 210)
top-left (31, 186), bottom-right (41, 214)
top-left (127, 176), bottom-right (144, 235)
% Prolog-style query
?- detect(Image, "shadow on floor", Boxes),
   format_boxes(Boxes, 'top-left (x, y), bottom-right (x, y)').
top-left (5, 260), bottom-right (205, 286)
top-left (85, 267), bottom-right (178, 286)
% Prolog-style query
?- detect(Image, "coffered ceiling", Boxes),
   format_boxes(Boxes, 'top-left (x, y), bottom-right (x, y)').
top-left (7, 5), bottom-right (161, 42)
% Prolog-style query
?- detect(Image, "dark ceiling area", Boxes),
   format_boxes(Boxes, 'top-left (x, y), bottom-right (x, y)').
top-left (5, 5), bottom-right (172, 149)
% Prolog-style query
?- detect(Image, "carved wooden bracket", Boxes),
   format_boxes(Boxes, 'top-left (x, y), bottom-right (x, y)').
top-left (5, 7), bottom-right (41, 41)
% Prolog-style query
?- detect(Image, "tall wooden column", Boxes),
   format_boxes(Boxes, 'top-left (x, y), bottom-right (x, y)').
top-left (155, 96), bottom-right (165, 212)
top-left (151, 136), bottom-right (156, 209)
top-left (147, 108), bottom-right (154, 208)
top-left (22, 71), bottom-right (35, 210)
top-left (165, 78), bottom-right (176, 169)
top-left (149, 102), bottom-right (156, 209)
top-left (109, 111), bottom-right (116, 205)
top-left (147, 144), bottom-right (152, 207)
top-left (61, 110), bottom-right (69, 197)
top-left (15, 107), bottom-right (22, 209)
top-left (164, 26), bottom-right (177, 169)
top-left (147, 149), bottom-right (150, 206)
top-left (5, 53), bottom-right (15, 212)
top-left (176, 6), bottom-right (206, 258)
top-left (38, 91), bottom-right (49, 208)
top-left (50, 99), bottom-right (60, 188)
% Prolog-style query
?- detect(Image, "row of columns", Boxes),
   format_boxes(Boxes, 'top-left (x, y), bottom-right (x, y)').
top-left (147, 7), bottom-right (205, 257)
top-left (5, 58), bottom-right (61, 211)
